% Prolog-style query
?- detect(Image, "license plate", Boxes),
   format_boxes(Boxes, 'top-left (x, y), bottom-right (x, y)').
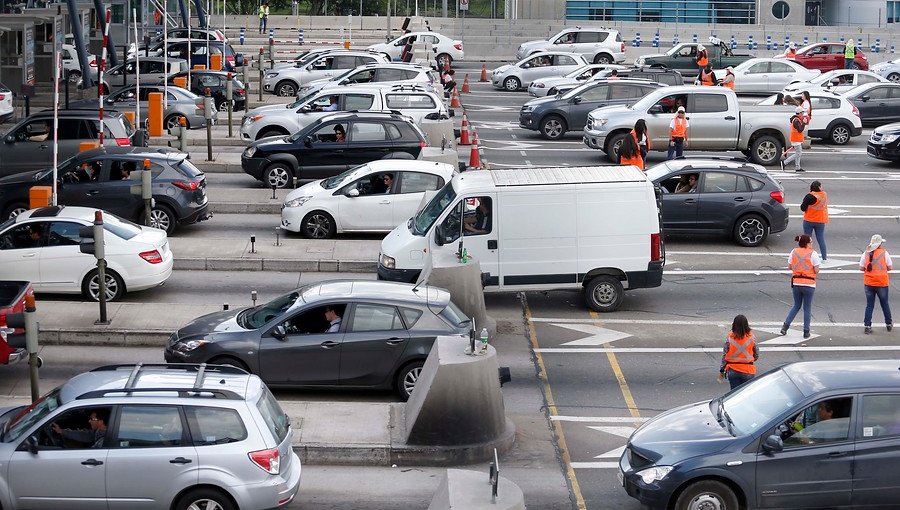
top-left (617, 468), bottom-right (624, 487)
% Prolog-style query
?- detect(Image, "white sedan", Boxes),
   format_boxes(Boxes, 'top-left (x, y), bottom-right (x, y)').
top-left (492, 52), bottom-right (588, 91)
top-left (783, 69), bottom-right (887, 95)
top-left (527, 64), bottom-right (628, 97)
top-left (0, 83), bottom-right (12, 124)
top-left (870, 58), bottom-right (900, 82)
top-left (368, 32), bottom-right (463, 69)
top-left (758, 91), bottom-right (862, 145)
top-left (281, 160), bottom-right (456, 239)
top-left (730, 58), bottom-right (820, 94)
top-left (0, 206), bottom-right (173, 301)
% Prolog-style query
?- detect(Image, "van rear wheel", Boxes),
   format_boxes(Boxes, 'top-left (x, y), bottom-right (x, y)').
top-left (674, 480), bottom-right (739, 510)
top-left (585, 276), bottom-right (624, 312)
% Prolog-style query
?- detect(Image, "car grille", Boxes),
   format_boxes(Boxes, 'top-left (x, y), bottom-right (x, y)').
top-left (587, 117), bottom-right (594, 130)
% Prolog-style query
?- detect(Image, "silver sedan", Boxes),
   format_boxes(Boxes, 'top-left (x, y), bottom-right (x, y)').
top-left (70, 85), bottom-right (217, 130)
top-left (491, 51), bottom-right (588, 91)
top-left (869, 59), bottom-right (900, 82)
top-left (731, 58), bottom-right (820, 94)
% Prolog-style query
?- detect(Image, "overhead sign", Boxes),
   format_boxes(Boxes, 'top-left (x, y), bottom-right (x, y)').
top-left (23, 25), bottom-right (35, 86)
top-left (54, 15), bottom-right (63, 61)
top-left (459, 0), bottom-right (469, 11)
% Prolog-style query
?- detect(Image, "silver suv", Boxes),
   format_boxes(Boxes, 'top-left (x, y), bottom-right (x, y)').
top-left (516, 28), bottom-right (627, 64)
top-left (0, 363), bottom-right (301, 510)
top-left (263, 51), bottom-right (388, 97)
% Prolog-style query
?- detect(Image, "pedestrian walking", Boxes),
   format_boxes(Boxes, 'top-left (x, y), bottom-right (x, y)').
top-left (696, 43), bottom-right (708, 74)
top-left (781, 106), bottom-right (807, 173)
top-left (618, 133), bottom-right (644, 170)
top-left (719, 314), bottom-right (758, 390)
top-left (844, 39), bottom-right (857, 69)
top-left (631, 119), bottom-right (650, 160)
top-left (860, 234), bottom-right (893, 334)
top-left (698, 64), bottom-right (716, 86)
top-left (786, 42), bottom-right (798, 60)
top-left (800, 181), bottom-right (828, 260)
top-left (721, 67), bottom-right (735, 90)
top-left (666, 106), bottom-right (689, 160)
top-left (781, 234), bottom-right (821, 339)
top-left (258, 1), bottom-right (269, 34)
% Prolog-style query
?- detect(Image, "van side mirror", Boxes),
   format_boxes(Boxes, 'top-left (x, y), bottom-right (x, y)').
top-left (303, 135), bottom-right (313, 147)
top-left (271, 325), bottom-right (287, 340)
top-left (434, 224), bottom-right (445, 246)
top-left (762, 434), bottom-right (783, 454)
top-left (23, 435), bottom-right (38, 454)
top-left (347, 188), bottom-right (360, 197)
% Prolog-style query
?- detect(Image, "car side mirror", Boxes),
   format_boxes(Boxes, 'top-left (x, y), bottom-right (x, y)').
top-left (339, 80), bottom-right (349, 86)
top-left (303, 135), bottom-right (313, 147)
top-left (572, 96), bottom-right (583, 104)
top-left (860, 95), bottom-right (870, 102)
top-left (23, 435), bottom-right (38, 454)
top-left (271, 325), bottom-right (287, 340)
top-left (434, 224), bottom-right (445, 246)
top-left (235, 54), bottom-right (244, 67)
top-left (4, 135), bottom-right (13, 144)
top-left (347, 188), bottom-right (360, 197)
top-left (648, 105), bottom-right (664, 114)
top-left (762, 434), bottom-right (784, 454)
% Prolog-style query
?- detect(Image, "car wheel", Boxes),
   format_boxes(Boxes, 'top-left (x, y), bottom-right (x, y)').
top-left (604, 132), bottom-right (628, 163)
top-left (4, 202), bottom-right (28, 220)
top-left (850, 62), bottom-right (861, 70)
top-left (436, 53), bottom-right (452, 69)
top-left (749, 135), bottom-right (782, 166)
top-left (539, 115), bottom-right (567, 140)
top-left (733, 214), bottom-right (769, 247)
top-left (503, 77), bottom-right (521, 91)
top-left (888, 72), bottom-right (900, 83)
top-left (674, 480), bottom-right (739, 510)
top-left (396, 360), bottom-right (425, 401)
top-left (207, 356), bottom-right (250, 372)
top-left (593, 53), bottom-right (613, 64)
top-left (82, 268), bottom-right (125, 302)
top-left (149, 203), bottom-right (177, 234)
top-left (828, 123), bottom-right (852, 145)
top-left (165, 114), bottom-right (188, 130)
top-left (264, 163), bottom-right (293, 189)
top-left (301, 210), bottom-right (336, 239)
top-left (584, 275), bottom-right (624, 312)
top-left (67, 70), bottom-right (81, 84)
top-left (275, 80), bottom-right (297, 97)
top-left (215, 97), bottom-right (231, 111)
top-left (258, 128), bottom-right (288, 140)
top-left (175, 488), bottom-right (235, 510)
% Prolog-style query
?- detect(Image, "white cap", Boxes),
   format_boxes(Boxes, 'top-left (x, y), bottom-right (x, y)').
top-left (789, 42), bottom-right (797, 49)
top-left (676, 106), bottom-right (686, 113)
top-left (698, 44), bottom-right (705, 50)
top-left (868, 234), bottom-right (886, 251)
top-left (726, 66), bottom-right (734, 72)
top-left (795, 106), bottom-right (806, 114)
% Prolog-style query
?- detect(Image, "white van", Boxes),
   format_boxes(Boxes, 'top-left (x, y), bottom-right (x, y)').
top-left (377, 166), bottom-right (664, 312)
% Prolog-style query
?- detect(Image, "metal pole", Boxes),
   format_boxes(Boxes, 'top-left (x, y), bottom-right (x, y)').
top-left (142, 159), bottom-right (152, 226)
top-left (258, 48), bottom-right (264, 102)
top-left (162, 4), bottom-right (167, 113)
top-left (226, 72), bottom-right (233, 137)
top-left (51, 52), bottom-right (60, 206)
top-left (99, 9), bottom-right (111, 145)
top-left (95, 212), bottom-right (108, 325)
top-left (22, 296), bottom-right (38, 402)
top-left (205, 89), bottom-right (213, 161)
top-left (134, 8), bottom-right (142, 128)
top-left (386, 0), bottom-right (391, 42)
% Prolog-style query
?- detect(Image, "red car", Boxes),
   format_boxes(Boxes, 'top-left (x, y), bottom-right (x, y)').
top-left (785, 43), bottom-right (869, 72)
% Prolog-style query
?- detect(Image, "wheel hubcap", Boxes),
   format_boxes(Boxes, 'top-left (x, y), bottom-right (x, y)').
top-left (267, 167), bottom-right (290, 188)
top-left (303, 214), bottom-right (332, 238)
top-left (505, 79), bottom-right (518, 91)
top-left (833, 127), bottom-right (849, 144)
top-left (166, 117), bottom-right (184, 130)
top-left (187, 500), bottom-right (224, 510)
top-left (8, 207), bottom-right (27, 219)
top-left (740, 219), bottom-right (765, 244)
top-left (89, 274), bottom-right (118, 301)
top-left (757, 141), bottom-right (777, 162)
top-left (149, 209), bottom-right (171, 231)
top-left (278, 84), bottom-right (295, 96)
top-left (544, 120), bottom-right (563, 138)
top-left (403, 366), bottom-right (422, 396)
top-left (689, 493), bottom-right (724, 510)
top-left (592, 283), bottom-right (616, 305)
top-left (889, 74), bottom-right (900, 83)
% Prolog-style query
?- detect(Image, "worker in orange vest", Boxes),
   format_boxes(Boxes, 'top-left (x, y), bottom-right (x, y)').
top-left (618, 133), bottom-right (644, 170)
top-left (721, 66), bottom-right (735, 90)
top-left (696, 43), bottom-right (709, 74)
top-left (631, 119), bottom-right (650, 159)
top-left (719, 314), bottom-right (758, 389)
top-left (781, 234), bottom-right (821, 339)
top-left (781, 106), bottom-right (807, 173)
top-left (786, 42), bottom-right (798, 60)
top-left (698, 64), bottom-right (716, 86)
top-left (667, 106), bottom-right (689, 160)
top-left (800, 180), bottom-right (828, 260)
top-left (860, 234), bottom-right (893, 334)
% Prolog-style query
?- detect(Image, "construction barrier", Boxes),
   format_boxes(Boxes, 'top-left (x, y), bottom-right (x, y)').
top-left (148, 92), bottom-right (164, 137)
top-left (29, 186), bottom-right (52, 209)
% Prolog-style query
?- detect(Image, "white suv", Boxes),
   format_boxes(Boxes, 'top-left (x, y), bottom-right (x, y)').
top-left (516, 28), bottom-right (626, 65)
top-left (758, 91), bottom-right (862, 145)
top-left (297, 63), bottom-right (439, 97)
top-left (263, 51), bottom-right (388, 97)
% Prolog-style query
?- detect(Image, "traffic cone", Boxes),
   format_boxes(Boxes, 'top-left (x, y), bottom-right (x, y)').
top-left (450, 86), bottom-right (461, 108)
top-left (468, 130), bottom-right (482, 169)
top-left (479, 63), bottom-right (488, 82)
top-left (461, 74), bottom-right (471, 93)
top-left (459, 111), bottom-right (471, 145)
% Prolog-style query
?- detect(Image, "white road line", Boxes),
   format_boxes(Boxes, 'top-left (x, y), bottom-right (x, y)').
top-left (519, 150), bottom-right (527, 156)
top-left (529, 317), bottom-right (889, 328)
top-left (788, 214), bottom-right (900, 219)
top-left (524, 160), bottom-right (533, 166)
top-left (550, 416), bottom-right (649, 423)
top-left (785, 204), bottom-right (900, 209)
top-left (534, 346), bottom-right (900, 353)
top-left (571, 462), bottom-right (620, 469)
top-left (667, 250), bottom-right (864, 257)
top-left (665, 269), bottom-right (898, 275)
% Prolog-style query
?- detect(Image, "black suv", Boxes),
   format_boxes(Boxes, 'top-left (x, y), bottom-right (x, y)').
top-left (646, 158), bottom-right (788, 246)
top-left (0, 147), bottom-right (210, 233)
top-left (242, 112), bottom-right (429, 188)
top-left (164, 70), bottom-right (246, 111)
top-left (867, 121), bottom-right (900, 162)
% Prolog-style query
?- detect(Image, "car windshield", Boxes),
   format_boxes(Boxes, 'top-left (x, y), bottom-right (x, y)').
top-left (561, 81), bottom-right (595, 99)
top-left (3, 388), bottom-right (62, 442)
top-left (287, 90), bottom-right (319, 109)
top-left (644, 162), bottom-right (672, 182)
top-left (321, 164), bottom-right (366, 190)
top-left (719, 369), bottom-right (804, 436)
top-left (103, 213), bottom-right (143, 240)
top-left (412, 181), bottom-right (456, 236)
top-left (564, 65), bottom-right (592, 78)
top-left (239, 289), bottom-right (304, 329)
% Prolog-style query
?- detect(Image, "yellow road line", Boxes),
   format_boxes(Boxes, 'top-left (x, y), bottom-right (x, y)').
top-left (590, 311), bottom-right (643, 424)
top-left (523, 296), bottom-right (587, 510)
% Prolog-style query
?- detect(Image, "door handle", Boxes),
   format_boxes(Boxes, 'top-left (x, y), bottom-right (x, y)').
top-left (724, 116), bottom-right (736, 120)
top-left (169, 457), bottom-right (193, 464)
top-left (320, 340), bottom-right (340, 348)
top-left (827, 451), bottom-right (849, 458)
top-left (81, 459), bottom-right (104, 466)
top-left (87, 190), bottom-right (100, 195)
top-left (385, 337), bottom-right (405, 345)
top-left (38, 145), bottom-right (48, 149)
top-left (682, 198), bottom-right (696, 204)
top-left (379, 200), bottom-right (391, 205)
top-left (22, 253), bottom-right (36, 258)
top-left (734, 197), bottom-right (747, 202)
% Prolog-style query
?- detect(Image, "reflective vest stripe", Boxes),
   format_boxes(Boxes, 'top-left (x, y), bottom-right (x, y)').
top-left (864, 248), bottom-right (890, 287)
top-left (791, 248), bottom-right (817, 283)
top-left (725, 333), bottom-right (756, 374)
top-left (805, 191), bottom-right (828, 223)
top-left (671, 117), bottom-right (687, 138)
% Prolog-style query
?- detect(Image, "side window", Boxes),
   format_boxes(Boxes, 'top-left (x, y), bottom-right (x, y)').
top-left (811, 97), bottom-right (837, 110)
top-left (348, 69), bottom-right (375, 83)
top-left (344, 94), bottom-right (374, 110)
top-left (398, 172), bottom-right (443, 194)
top-left (555, 55), bottom-right (578, 66)
top-left (123, 61), bottom-right (137, 74)
top-left (385, 123), bottom-right (403, 140)
top-left (865, 87), bottom-right (891, 99)
top-left (693, 94), bottom-right (729, 113)
top-left (355, 56), bottom-right (375, 67)
top-left (349, 303), bottom-right (404, 332)
top-left (143, 60), bottom-right (166, 74)
top-left (48, 221), bottom-right (82, 247)
top-left (280, 304), bottom-right (346, 334)
top-left (198, 75), bottom-right (219, 88)
top-left (857, 74), bottom-right (879, 84)
top-left (747, 177), bottom-right (766, 192)
top-left (376, 68), bottom-right (408, 81)
top-left (332, 56), bottom-right (358, 69)
top-left (56, 119), bottom-right (84, 140)
top-left (860, 394), bottom-right (900, 439)
top-left (769, 62), bottom-right (795, 73)
top-left (15, 119), bottom-right (51, 142)
top-left (781, 397), bottom-right (853, 446)
top-left (580, 84), bottom-right (609, 101)
top-left (609, 84), bottom-right (644, 100)
top-left (463, 196), bottom-right (492, 236)
top-left (386, 94), bottom-right (437, 109)
top-left (112, 89), bottom-right (137, 103)
top-left (576, 31), bottom-right (601, 43)
top-left (553, 32), bottom-right (574, 44)
top-left (653, 94), bottom-right (688, 114)
top-left (184, 406), bottom-right (247, 446)
top-left (114, 405), bottom-right (184, 448)
top-left (746, 62), bottom-right (769, 74)
top-left (343, 172), bottom-right (393, 196)
top-left (0, 223), bottom-right (47, 250)
top-left (348, 122), bottom-right (388, 142)
top-left (659, 173), bottom-right (698, 194)
top-left (38, 406), bottom-right (112, 449)
top-left (311, 122), bottom-right (345, 143)
top-left (700, 172), bottom-right (739, 193)
top-left (399, 307), bottom-right (424, 328)
top-left (403, 70), bottom-right (420, 80)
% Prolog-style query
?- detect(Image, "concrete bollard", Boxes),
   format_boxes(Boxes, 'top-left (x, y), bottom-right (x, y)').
top-left (652, 32), bottom-right (659, 48)
top-left (692, 33), bottom-right (697, 43)
top-left (427, 469), bottom-right (525, 510)
top-left (730, 35), bottom-right (737, 49)
top-left (803, 36), bottom-right (809, 45)
top-left (240, 27), bottom-right (245, 45)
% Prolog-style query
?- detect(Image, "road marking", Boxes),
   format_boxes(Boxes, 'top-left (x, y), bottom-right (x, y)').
top-left (587, 426), bottom-right (635, 439)
top-left (591, 311), bottom-right (643, 424)
top-left (594, 445), bottom-right (627, 459)
top-left (818, 258), bottom-right (859, 269)
top-left (786, 203), bottom-right (900, 209)
top-left (789, 214), bottom-right (900, 219)
top-left (667, 250), bottom-right (864, 257)
top-left (571, 462), bottom-right (621, 469)
top-left (666, 269), bottom-right (891, 275)
top-left (522, 296), bottom-right (587, 510)
top-left (552, 323), bottom-right (632, 346)
top-left (756, 327), bottom-right (821, 344)
top-left (550, 416), bottom-right (649, 423)
top-left (534, 346), bottom-right (900, 353)
top-left (531, 317), bottom-right (890, 328)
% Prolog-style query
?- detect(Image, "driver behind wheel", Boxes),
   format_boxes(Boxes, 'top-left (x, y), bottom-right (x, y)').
top-left (51, 409), bottom-right (108, 448)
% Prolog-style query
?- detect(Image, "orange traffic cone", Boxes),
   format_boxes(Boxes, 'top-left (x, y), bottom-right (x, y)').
top-left (468, 130), bottom-right (482, 169)
top-left (459, 111), bottom-right (471, 145)
top-left (479, 63), bottom-right (488, 82)
top-left (449, 86), bottom-right (461, 108)
top-left (461, 74), bottom-right (471, 93)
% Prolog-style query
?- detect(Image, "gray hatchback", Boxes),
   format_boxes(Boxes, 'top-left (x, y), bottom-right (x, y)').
top-left (164, 280), bottom-right (471, 400)
top-left (0, 363), bottom-right (301, 510)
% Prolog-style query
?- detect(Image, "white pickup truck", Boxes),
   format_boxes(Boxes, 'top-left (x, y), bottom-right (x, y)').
top-left (582, 86), bottom-right (794, 166)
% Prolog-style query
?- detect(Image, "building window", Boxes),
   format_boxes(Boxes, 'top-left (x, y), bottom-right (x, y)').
top-left (566, 1), bottom-right (755, 24)
top-left (772, 1), bottom-right (790, 19)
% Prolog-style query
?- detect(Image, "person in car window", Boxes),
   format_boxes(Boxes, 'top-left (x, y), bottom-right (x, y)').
top-left (26, 224), bottom-right (44, 248)
top-left (675, 174), bottom-right (698, 194)
top-left (324, 306), bottom-right (342, 333)
top-left (321, 95), bottom-right (339, 112)
top-left (464, 199), bottom-right (491, 235)
top-left (333, 124), bottom-right (346, 142)
top-left (382, 173), bottom-right (394, 193)
top-left (52, 410), bottom-right (107, 448)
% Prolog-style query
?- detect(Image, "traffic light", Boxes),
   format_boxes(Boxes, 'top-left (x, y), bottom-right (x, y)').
top-left (168, 117), bottom-right (187, 151)
top-left (79, 210), bottom-right (105, 259)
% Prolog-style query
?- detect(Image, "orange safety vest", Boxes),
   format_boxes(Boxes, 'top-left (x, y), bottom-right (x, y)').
top-left (723, 74), bottom-right (735, 90)
top-left (697, 48), bottom-right (709, 67)
top-left (804, 191), bottom-right (828, 223)
top-left (724, 332), bottom-right (756, 375)
top-left (631, 129), bottom-right (650, 150)
top-left (620, 153), bottom-right (644, 170)
top-left (671, 116), bottom-right (688, 138)
top-left (790, 116), bottom-right (805, 143)
top-left (699, 69), bottom-right (715, 86)
top-left (863, 247), bottom-right (890, 287)
top-left (786, 48), bottom-right (797, 60)
top-left (790, 247), bottom-right (817, 284)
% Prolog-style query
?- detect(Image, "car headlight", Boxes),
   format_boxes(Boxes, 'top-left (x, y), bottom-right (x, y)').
top-left (380, 253), bottom-right (395, 269)
top-left (590, 117), bottom-right (608, 128)
top-left (521, 105), bottom-right (534, 113)
top-left (533, 82), bottom-right (545, 88)
top-left (881, 133), bottom-right (899, 143)
top-left (636, 466), bottom-right (673, 484)
top-left (265, 72), bottom-right (279, 79)
top-left (245, 114), bottom-right (264, 124)
top-left (244, 146), bottom-right (257, 158)
top-left (284, 196), bottom-right (312, 208)
top-left (174, 339), bottom-right (208, 352)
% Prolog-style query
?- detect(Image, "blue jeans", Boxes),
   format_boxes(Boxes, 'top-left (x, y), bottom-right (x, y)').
top-left (864, 285), bottom-right (893, 327)
top-left (784, 285), bottom-right (815, 333)
top-left (803, 220), bottom-right (827, 259)
top-left (726, 369), bottom-right (754, 390)
top-left (259, 17), bottom-right (267, 33)
top-left (666, 140), bottom-right (684, 160)
top-left (844, 58), bottom-right (854, 69)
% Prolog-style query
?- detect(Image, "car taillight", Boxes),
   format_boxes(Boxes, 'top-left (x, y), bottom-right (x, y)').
top-left (419, 141), bottom-right (428, 148)
top-left (621, 42), bottom-right (626, 52)
top-left (173, 180), bottom-right (201, 190)
top-left (249, 447), bottom-right (281, 475)
top-left (852, 104), bottom-right (860, 117)
top-left (0, 94), bottom-right (5, 100)
top-left (139, 250), bottom-right (163, 264)
top-left (237, 88), bottom-right (245, 96)
top-left (650, 233), bottom-right (661, 262)
top-left (453, 43), bottom-right (462, 51)
top-left (770, 190), bottom-right (784, 203)
top-left (115, 137), bottom-right (132, 146)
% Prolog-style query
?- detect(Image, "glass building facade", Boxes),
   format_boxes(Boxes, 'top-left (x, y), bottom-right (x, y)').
top-left (565, 0), bottom-right (757, 24)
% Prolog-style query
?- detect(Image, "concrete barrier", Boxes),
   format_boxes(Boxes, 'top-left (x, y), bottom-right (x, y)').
top-left (428, 469), bottom-right (525, 510)
top-left (422, 259), bottom-right (493, 334)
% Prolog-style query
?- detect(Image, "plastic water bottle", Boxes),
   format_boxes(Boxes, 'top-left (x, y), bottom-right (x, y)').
top-left (479, 328), bottom-right (489, 354)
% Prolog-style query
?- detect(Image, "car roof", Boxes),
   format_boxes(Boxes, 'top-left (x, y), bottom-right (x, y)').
top-left (355, 62), bottom-right (428, 70)
top-left (76, 146), bottom-right (185, 161)
top-left (654, 158), bottom-right (769, 175)
top-left (300, 280), bottom-right (451, 308)
top-left (14, 205), bottom-right (101, 223)
top-left (365, 159), bottom-right (455, 175)
top-left (31, 109), bottom-right (124, 119)
top-left (318, 111), bottom-right (410, 122)
top-left (782, 360), bottom-right (900, 396)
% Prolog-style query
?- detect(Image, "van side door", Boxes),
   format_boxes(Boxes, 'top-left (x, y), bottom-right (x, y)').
top-left (435, 195), bottom-right (499, 285)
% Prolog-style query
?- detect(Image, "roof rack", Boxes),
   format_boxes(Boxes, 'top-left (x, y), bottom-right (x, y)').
top-left (83, 363), bottom-right (248, 400)
top-left (390, 84), bottom-right (427, 92)
top-left (76, 388), bottom-right (242, 400)
top-left (673, 155), bottom-right (750, 164)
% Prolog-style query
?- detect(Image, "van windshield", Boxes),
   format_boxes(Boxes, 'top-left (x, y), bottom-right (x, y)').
top-left (412, 181), bottom-right (456, 236)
